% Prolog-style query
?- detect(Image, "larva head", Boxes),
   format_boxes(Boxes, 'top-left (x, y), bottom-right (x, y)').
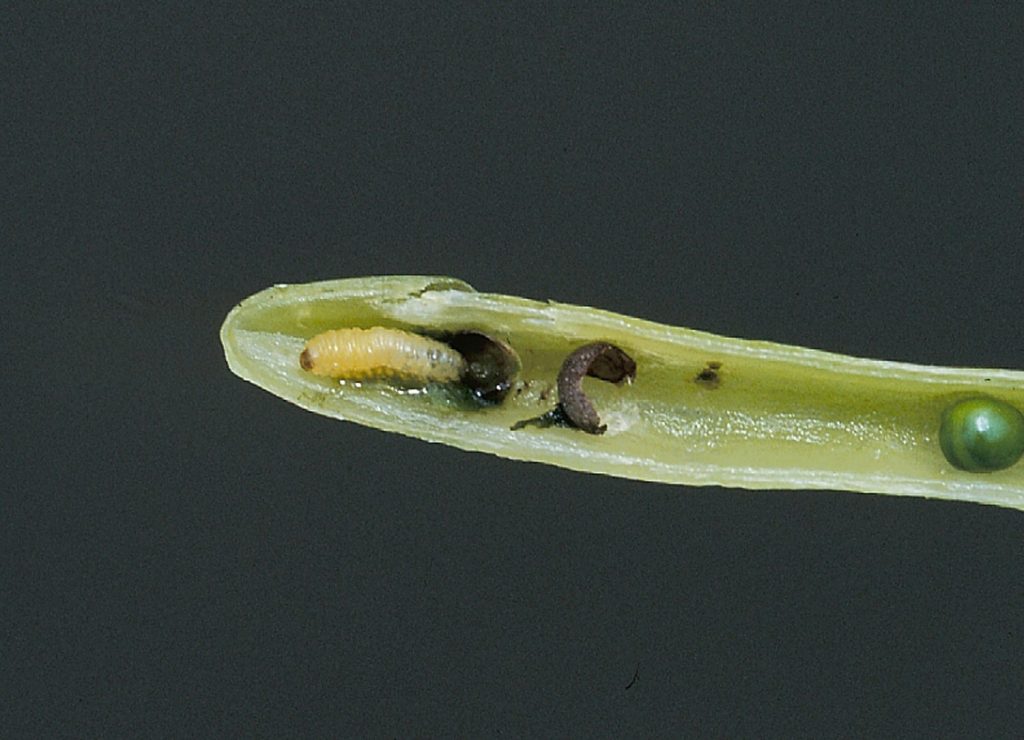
top-left (939, 396), bottom-right (1024, 472)
top-left (445, 331), bottom-right (521, 404)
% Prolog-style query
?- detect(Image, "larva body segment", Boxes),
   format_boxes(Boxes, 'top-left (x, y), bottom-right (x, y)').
top-left (299, 327), bottom-right (466, 383)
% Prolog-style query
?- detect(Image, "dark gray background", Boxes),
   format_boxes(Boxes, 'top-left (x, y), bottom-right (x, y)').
top-left (5, 4), bottom-right (1024, 736)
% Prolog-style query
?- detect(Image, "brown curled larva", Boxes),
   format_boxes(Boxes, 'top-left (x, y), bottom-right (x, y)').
top-left (299, 327), bottom-right (467, 383)
top-left (556, 342), bottom-right (636, 434)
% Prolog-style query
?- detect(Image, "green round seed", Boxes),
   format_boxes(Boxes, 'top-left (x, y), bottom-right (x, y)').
top-left (939, 397), bottom-right (1024, 472)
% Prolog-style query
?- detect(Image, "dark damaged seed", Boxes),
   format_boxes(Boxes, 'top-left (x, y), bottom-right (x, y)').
top-left (443, 330), bottom-right (521, 404)
top-left (556, 342), bottom-right (637, 434)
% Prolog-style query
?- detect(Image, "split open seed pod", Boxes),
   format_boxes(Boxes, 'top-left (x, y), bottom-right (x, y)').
top-left (221, 275), bottom-right (1024, 512)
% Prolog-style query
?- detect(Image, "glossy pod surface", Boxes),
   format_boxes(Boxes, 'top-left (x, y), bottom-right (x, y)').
top-left (221, 276), bottom-right (1024, 512)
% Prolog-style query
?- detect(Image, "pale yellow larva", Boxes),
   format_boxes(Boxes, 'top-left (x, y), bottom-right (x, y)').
top-left (299, 327), bottom-right (467, 383)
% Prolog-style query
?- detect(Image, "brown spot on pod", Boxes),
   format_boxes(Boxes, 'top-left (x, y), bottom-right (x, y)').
top-left (695, 360), bottom-right (722, 388)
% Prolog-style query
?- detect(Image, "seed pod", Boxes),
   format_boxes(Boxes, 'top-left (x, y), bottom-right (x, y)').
top-left (221, 275), bottom-right (1024, 512)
